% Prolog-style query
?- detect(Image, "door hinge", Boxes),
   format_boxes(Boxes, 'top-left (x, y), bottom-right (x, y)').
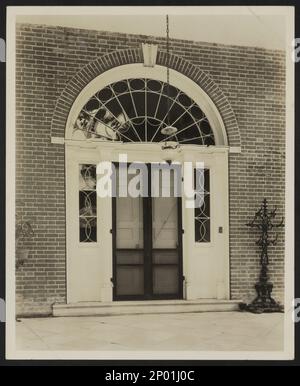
top-left (110, 229), bottom-right (113, 234)
top-left (181, 229), bottom-right (184, 234)
top-left (110, 277), bottom-right (115, 286)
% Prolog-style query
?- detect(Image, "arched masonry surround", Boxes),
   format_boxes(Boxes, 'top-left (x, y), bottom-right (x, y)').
top-left (50, 48), bottom-right (241, 149)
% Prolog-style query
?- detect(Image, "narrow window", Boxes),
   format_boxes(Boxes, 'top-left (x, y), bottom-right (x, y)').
top-left (194, 168), bottom-right (210, 242)
top-left (79, 164), bottom-right (97, 242)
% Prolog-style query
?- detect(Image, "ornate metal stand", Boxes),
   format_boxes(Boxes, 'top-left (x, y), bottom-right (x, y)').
top-left (241, 198), bottom-right (284, 313)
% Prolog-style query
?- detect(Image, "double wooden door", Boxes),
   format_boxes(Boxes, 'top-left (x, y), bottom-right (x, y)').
top-left (112, 164), bottom-right (183, 300)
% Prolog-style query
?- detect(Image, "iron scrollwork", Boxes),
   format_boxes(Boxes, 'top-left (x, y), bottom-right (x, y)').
top-left (241, 198), bottom-right (284, 313)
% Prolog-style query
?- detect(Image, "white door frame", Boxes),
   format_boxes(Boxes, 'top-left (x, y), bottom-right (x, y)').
top-left (65, 63), bottom-right (228, 147)
top-left (64, 62), bottom-right (230, 303)
top-left (65, 141), bottom-right (230, 302)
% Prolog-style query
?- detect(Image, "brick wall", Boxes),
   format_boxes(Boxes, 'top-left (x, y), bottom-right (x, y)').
top-left (15, 23), bottom-right (285, 315)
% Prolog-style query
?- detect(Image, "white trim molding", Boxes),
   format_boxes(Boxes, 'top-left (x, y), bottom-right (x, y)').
top-left (65, 63), bottom-right (228, 146)
top-left (51, 136), bottom-right (65, 145)
top-left (229, 146), bottom-right (242, 153)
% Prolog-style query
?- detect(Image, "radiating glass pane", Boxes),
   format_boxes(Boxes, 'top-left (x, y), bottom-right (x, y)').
top-left (130, 78), bottom-right (145, 91)
top-left (155, 94), bottom-right (169, 122)
top-left (113, 80), bottom-right (128, 94)
top-left (147, 79), bottom-right (162, 93)
top-left (73, 78), bottom-right (215, 145)
top-left (97, 86), bottom-right (113, 102)
top-left (146, 92), bottom-right (160, 118)
top-left (118, 93), bottom-right (136, 119)
top-left (132, 91), bottom-right (145, 117)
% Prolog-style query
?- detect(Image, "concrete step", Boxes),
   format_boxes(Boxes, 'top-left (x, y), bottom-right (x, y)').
top-left (52, 299), bottom-right (241, 317)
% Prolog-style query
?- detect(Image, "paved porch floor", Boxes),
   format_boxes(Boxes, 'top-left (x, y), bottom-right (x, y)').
top-left (16, 311), bottom-right (284, 352)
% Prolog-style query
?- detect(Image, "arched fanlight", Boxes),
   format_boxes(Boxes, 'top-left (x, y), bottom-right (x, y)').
top-left (72, 15), bottom-right (216, 148)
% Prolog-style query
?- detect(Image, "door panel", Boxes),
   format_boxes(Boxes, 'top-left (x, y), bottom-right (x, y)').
top-left (115, 168), bottom-right (144, 297)
top-left (152, 197), bottom-right (178, 249)
top-left (116, 198), bottom-right (143, 249)
top-left (116, 265), bottom-right (144, 296)
top-left (151, 167), bottom-right (181, 298)
top-left (153, 265), bottom-right (179, 295)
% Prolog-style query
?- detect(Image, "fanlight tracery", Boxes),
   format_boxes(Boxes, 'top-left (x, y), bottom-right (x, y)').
top-left (73, 78), bottom-right (215, 146)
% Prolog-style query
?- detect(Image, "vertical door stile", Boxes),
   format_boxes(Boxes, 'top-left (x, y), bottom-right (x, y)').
top-left (143, 163), bottom-right (153, 299)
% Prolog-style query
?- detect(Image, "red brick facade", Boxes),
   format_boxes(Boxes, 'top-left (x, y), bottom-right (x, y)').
top-left (15, 23), bottom-right (285, 316)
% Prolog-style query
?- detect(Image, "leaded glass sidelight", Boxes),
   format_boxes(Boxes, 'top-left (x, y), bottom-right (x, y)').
top-left (73, 79), bottom-right (215, 145)
top-left (194, 168), bottom-right (210, 243)
top-left (79, 164), bottom-right (97, 242)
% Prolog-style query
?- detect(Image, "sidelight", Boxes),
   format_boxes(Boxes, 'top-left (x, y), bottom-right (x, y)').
top-left (194, 168), bottom-right (210, 243)
top-left (79, 164), bottom-right (97, 242)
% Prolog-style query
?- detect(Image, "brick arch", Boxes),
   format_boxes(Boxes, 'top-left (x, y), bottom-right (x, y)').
top-left (51, 48), bottom-right (241, 147)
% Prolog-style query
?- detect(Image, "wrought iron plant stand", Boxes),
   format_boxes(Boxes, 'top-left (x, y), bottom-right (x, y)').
top-left (241, 198), bottom-right (284, 313)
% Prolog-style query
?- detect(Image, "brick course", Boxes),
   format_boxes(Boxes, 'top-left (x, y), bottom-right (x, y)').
top-left (15, 23), bottom-right (285, 315)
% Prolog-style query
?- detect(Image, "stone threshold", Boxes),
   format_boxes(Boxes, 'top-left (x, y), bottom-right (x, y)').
top-left (52, 299), bottom-right (242, 317)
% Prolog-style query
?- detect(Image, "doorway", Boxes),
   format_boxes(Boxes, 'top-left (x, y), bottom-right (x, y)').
top-left (112, 163), bottom-right (183, 300)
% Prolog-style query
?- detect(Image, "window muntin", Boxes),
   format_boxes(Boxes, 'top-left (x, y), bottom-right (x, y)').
top-left (73, 79), bottom-right (215, 145)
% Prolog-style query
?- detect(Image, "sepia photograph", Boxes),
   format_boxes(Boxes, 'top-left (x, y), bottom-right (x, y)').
top-left (5, 5), bottom-right (294, 361)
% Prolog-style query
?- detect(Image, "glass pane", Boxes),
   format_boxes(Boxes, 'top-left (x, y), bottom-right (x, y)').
top-left (194, 168), bottom-right (210, 243)
top-left (152, 197), bottom-right (178, 249)
top-left (116, 266), bottom-right (144, 296)
top-left (153, 266), bottom-right (179, 295)
top-left (116, 250), bottom-right (144, 265)
top-left (79, 164), bottom-right (96, 190)
top-left (195, 217), bottom-right (210, 243)
top-left (116, 166), bottom-right (144, 249)
top-left (79, 164), bottom-right (97, 243)
top-left (74, 78), bottom-right (215, 145)
top-left (153, 250), bottom-right (178, 265)
top-left (79, 191), bottom-right (96, 217)
top-left (79, 217), bottom-right (97, 242)
top-left (152, 166), bottom-right (179, 249)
